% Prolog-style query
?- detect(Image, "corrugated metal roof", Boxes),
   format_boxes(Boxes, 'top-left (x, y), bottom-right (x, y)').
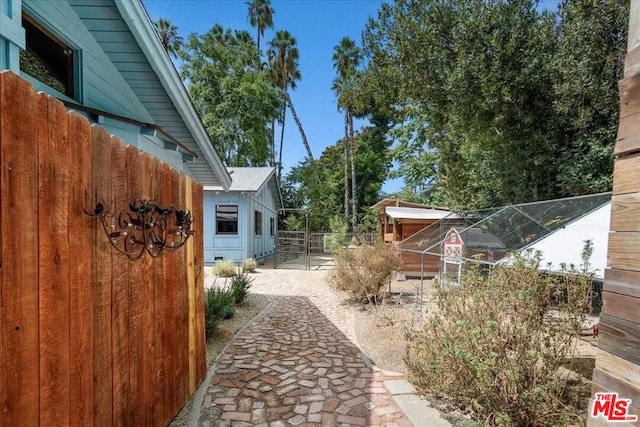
top-left (385, 206), bottom-right (458, 220)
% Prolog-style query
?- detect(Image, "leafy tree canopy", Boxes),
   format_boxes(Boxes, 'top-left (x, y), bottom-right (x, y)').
top-left (180, 25), bottom-right (283, 167)
top-left (362, 0), bottom-right (628, 210)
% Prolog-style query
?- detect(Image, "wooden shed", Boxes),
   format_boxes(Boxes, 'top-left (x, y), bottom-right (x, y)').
top-left (373, 199), bottom-right (457, 276)
top-left (588, 4), bottom-right (640, 425)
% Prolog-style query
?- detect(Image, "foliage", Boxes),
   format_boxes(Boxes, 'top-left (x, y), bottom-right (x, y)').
top-left (213, 260), bottom-right (237, 278)
top-left (333, 37), bottom-right (362, 227)
top-left (324, 216), bottom-right (348, 254)
top-left (242, 258), bottom-right (258, 273)
top-left (328, 241), bottom-right (401, 303)
top-left (361, 0), bottom-right (628, 209)
top-left (267, 30), bottom-right (313, 176)
top-left (205, 285), bottom-right (236, 337)
top-left (154, 18), bottom-right (183, 57)
top-left (405, 255), bottom-right (591, 426)
top-left (230, 272), bottom-right (253, 305)
top-left (246, 0), bottom-right (274, 52)
top-left (284, 130), bottom-right (391, 231)
top-left (180, 24), bottom-right (282, 167)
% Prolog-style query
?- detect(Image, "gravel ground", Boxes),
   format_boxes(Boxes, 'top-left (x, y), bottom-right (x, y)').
top-left (352, 278), bottom-right (435, 372)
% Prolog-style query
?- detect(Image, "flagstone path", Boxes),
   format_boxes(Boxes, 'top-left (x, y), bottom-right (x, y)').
top-left (195, 284), bottom-right (414, 426)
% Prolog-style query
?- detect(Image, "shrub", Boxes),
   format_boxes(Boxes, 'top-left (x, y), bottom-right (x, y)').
top-left (230, 272), bottom-right (253, 305)
top-left (243, 258), bottom-right (258, 273)
top-left (328, 241), bottom-right (401, 303)
top-left (204, 285), bottom-right (236, 338)
top-left (324, 216), bottom-right (348, 254)
top-left (213, 260), bottom-right (237, 277)
top-left (405, 254), bottom-right (590, 426)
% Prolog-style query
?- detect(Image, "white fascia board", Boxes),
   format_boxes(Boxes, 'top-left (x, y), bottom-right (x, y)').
top-left (114, 0), bottom-right (231, 190)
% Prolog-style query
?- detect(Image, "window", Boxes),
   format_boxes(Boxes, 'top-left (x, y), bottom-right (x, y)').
top-left (254, 211), bottom-right (262, 235)
top-left (270, 218), bottom-right (275, 236)
top-left (216, 205), bottom-right (238, 234)
top-left (20, 14), bottom-right (76, 99)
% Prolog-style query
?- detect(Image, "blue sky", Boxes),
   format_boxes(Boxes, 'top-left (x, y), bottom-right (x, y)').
top-left (143, 0), bottom-right (403, 192)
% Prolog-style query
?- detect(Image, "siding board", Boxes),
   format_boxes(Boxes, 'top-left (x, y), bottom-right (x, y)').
top-left (607, 232), bottom-right (640, 271)
top-left (598, 314), bottom-right (640, 366)
top-left (604, 269), bottom-right (640, 298)
top-left (610, 193), bottom-right (640, 232)
top-left (615, 110), bottom-right (640, 156)
top-left (612, 154), bottom-right (640, 195)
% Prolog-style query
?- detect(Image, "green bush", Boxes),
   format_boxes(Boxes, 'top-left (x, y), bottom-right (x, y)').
top-left (328, 241), bottom-right (401, 303)
top-left (405, 254), bottom-right (590, 426)
top-left (204, 285), bottom-right (236, 338)
top-left (230, 272), bottom-right (253, 305)
top-left (242, 258), bottom-right (258, 273)
top-left (213, 260), bottom-right (237, 277)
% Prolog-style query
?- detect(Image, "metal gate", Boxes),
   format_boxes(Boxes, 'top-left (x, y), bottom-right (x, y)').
top-left (274, 230), bottom-right (308, 269)
top-left (307, 233), bottom-right (335, 270)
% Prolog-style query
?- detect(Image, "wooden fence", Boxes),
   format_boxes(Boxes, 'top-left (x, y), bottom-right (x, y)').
top-left (588, 7), bottom-right (640, 426)
top-left (0, 71), bottom-right (206, 426)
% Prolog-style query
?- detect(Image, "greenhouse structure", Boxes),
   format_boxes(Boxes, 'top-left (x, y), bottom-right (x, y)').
top-left (397, 192), bottom-right (612, 283)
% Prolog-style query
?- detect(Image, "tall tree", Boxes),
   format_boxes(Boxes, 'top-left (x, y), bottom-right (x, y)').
top-left (333, 37), bottom-right (361, 228)
top-left (267, 31), bottom-right (313, 179)
top-left (246, 0), bottom-right (274, 52)
top-left (154, 18), bottom-right (183, 57)
top-left (180, 25), bottom-right (281, 166)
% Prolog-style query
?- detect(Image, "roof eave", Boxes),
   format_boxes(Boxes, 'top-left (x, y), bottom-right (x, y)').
top-left (114, 0), bottom-right (232, 190)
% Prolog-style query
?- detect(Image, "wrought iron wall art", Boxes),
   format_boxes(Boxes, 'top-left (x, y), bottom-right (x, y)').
top-left (85, 198), bottom-right (194, 260)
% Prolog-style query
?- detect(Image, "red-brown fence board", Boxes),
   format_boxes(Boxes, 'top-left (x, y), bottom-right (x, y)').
top-left (0, 71), bottom-right (40, 426)
top-left (38, 92), bottom-right (72, 426)
top-left (68, 111), bottom-right (94, 427)
top-left (0, 70), bottom-right (206, 427)
top-left (91, 124), bottom-right (114, 427)
top-left (126, 146), bottom-right (144, 427)
top-left (151, 158), bottom-right (166, 426)
top-left (138, 152), bottom-right (157, 427)
top-left (193, 183), bottom-right (206, 384)
top-left (110, 138), bottom-right (130, 427)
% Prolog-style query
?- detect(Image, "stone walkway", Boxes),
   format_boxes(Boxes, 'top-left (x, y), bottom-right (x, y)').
top-left (196, 294), bottom-right (414, 426)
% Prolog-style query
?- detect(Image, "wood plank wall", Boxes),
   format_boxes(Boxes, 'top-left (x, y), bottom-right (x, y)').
top-left (0, 71), bottom-right (206, 426)
top-left (589, 7), bottom-right (640, 426)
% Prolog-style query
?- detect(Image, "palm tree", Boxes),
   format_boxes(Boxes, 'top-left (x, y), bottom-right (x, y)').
top-left (246, 0), bottom-right (274, 53)
top-left (332, 37), bottom-right (361, 229)
top-left (154, 18), bottom-right (183, 57)
top-left (267, 31), bottom-right (313, 179)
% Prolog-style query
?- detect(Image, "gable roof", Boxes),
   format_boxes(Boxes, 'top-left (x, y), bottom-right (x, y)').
top-left (227, 167), bottom-right (274, 192)
top-left (69, 0), bottom-right (231, 189)
top-left (225, 167), bottom-right (282, 210)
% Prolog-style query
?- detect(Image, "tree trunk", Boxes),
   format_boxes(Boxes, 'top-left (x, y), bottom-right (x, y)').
top-left (271, 119), bottom-right (276, 167)
top-left (278, 102), bottom-right (286, 181)
top-left (284, 91), bottom-right (314, 160)
top-left (343, 111), bottom-right (349, 225)
top-left (349, 108), bottom-right (357, 229)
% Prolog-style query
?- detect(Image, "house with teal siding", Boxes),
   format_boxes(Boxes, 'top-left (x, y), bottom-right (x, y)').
top-left (204, 167), bottom-right (282, 265)
top-left (0, 0), bottom-right (231, 189)
top-left (0, 0), bottom-right (283, 264)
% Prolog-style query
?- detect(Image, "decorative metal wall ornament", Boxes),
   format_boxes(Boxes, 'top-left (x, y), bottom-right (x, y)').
top-left (84, 198), bottom-right (194, 260)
